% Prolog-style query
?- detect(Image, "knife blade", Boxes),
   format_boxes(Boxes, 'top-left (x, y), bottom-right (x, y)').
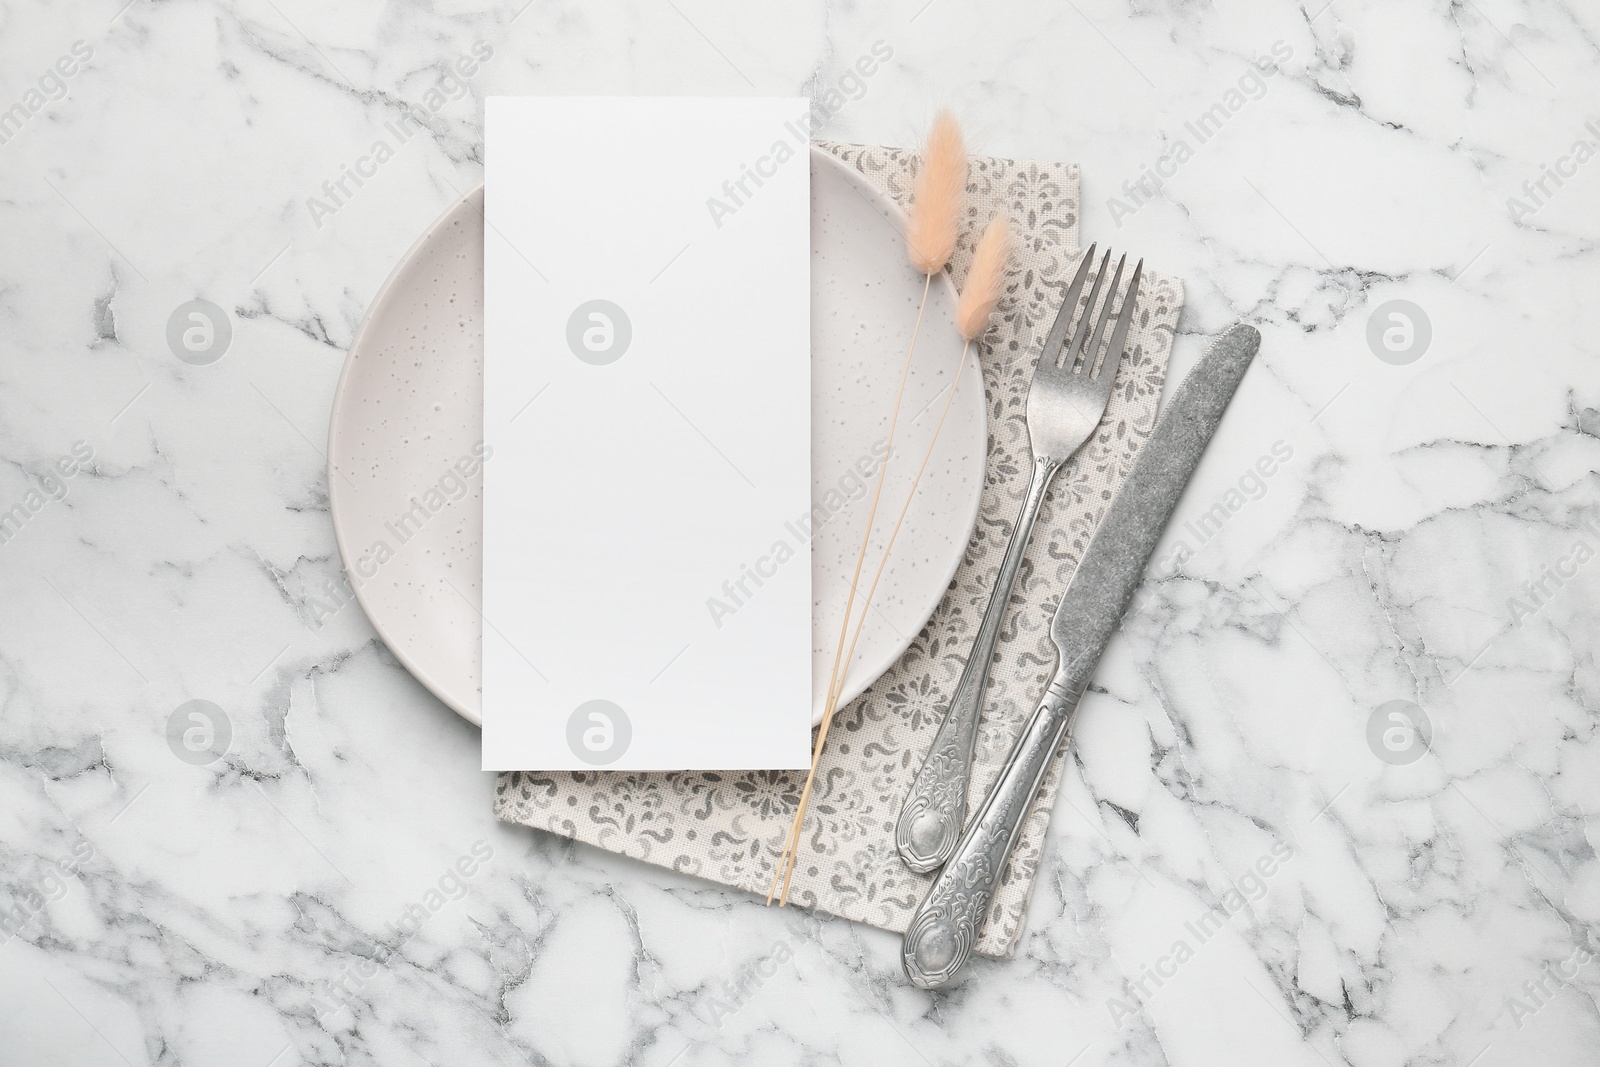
top-left (902, 323), bottom-right (1261, 989)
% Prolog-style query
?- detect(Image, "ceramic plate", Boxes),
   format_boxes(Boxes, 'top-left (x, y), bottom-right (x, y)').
top-left (328, 147), bottom-right (985, 727)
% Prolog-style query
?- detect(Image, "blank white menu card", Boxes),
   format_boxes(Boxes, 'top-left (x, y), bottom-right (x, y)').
top-left (482, 97), bottom-right (813, 771)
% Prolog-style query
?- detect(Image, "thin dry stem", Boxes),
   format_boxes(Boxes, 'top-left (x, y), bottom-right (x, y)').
top-left (766, 273), bottom-right (933, 906)
top-left (778, 337), bottom-right (976, 905)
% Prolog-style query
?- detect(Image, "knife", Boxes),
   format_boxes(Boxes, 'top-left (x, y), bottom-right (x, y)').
top-left (901, 323), bottom-right (1262, 989)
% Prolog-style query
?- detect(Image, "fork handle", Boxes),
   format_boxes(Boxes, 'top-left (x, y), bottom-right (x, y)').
top-left (895, 453), bottom-right (1062, 873)
top-left (902, 666), bottom-right (1083, 988)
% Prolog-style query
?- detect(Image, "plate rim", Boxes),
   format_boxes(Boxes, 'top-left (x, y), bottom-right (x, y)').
top-left (328, 184), bottom-right (489, 721)
top-left (328, 145), bottom-right (986, 728)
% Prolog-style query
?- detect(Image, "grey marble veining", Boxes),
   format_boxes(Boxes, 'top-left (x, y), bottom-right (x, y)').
top-left (1, 1), bottom-right (1598, 1065)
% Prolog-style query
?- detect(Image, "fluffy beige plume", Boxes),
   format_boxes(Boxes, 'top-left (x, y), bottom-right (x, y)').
top-left (906, 111), bottom-right (966, 275)
top-left (775, 215), bottom-right (1017, 906)
top-left (956, 213), bottom-right (1010, 341)
top-left (770, 114), bottom-right (991, 907)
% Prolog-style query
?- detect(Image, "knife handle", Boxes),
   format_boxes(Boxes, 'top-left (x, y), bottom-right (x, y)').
top-left (902, 670), bottom-right (1083, 989)
top-left (896, 454), bottom-right (1062, 873)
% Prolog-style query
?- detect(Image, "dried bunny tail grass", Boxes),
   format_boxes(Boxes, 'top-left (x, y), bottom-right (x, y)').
top-left (906, 110), bottom-right (966, 275)
top-left (765, 273), bottom-right (934, 908)
top-left (956, 213), bottom-right (1010, 341)
top-left (776, 331), bottom-right (979, 906)
top-left (768, 114), bottom-right (974, 907)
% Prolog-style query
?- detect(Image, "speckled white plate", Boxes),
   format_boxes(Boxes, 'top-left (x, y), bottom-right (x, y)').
top-left (328, 147), bottom-right (985, 728)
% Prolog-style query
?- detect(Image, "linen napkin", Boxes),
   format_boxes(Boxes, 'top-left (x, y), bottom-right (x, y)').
top-left (495, 141), bottom-right (1184, 957)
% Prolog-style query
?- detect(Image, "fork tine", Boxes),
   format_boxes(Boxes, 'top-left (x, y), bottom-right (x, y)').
top-left (1082, 254), bottom-right (1127, 380)
top-left (1036, 243), bottom-right (1096, 369)
top-left (1063, 249), bottom-right (1114, 373)
top-left (1096, 259), bottom-right (1144, 385)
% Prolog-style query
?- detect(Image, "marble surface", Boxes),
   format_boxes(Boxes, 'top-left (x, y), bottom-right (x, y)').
top-left (1, 0), bottom-right (1597, 1064)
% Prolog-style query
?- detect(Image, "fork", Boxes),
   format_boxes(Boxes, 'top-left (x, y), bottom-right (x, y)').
top-left (894, 244), bottom-right (1144, 873)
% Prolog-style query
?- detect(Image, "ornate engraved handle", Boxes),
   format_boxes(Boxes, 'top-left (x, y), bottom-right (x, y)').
top-left (902, 670), bottom-right (1081, 989)
top-left (895, 454), bottom-right (1062, 873)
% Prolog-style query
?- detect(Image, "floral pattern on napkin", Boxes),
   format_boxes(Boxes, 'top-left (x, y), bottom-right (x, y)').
top-left (495, 142), bottom-right (1183, 957)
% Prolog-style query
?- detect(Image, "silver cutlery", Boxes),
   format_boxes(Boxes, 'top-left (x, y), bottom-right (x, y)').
top-left (895, 244), bottom-right (1144, 874)
top-left (901, 323), bottom-right (1262, 989)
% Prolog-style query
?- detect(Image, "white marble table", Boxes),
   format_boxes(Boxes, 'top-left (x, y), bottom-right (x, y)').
top-left (3, 1), bottom-right (1598, 1064)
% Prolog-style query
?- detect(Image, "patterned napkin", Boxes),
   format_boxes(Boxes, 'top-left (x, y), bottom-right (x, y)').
top-left (495, 142), bottom-right (1183, 957)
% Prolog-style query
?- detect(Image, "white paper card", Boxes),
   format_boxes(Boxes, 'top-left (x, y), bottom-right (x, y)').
top-left (482, 97), bottom-right (812, 771)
